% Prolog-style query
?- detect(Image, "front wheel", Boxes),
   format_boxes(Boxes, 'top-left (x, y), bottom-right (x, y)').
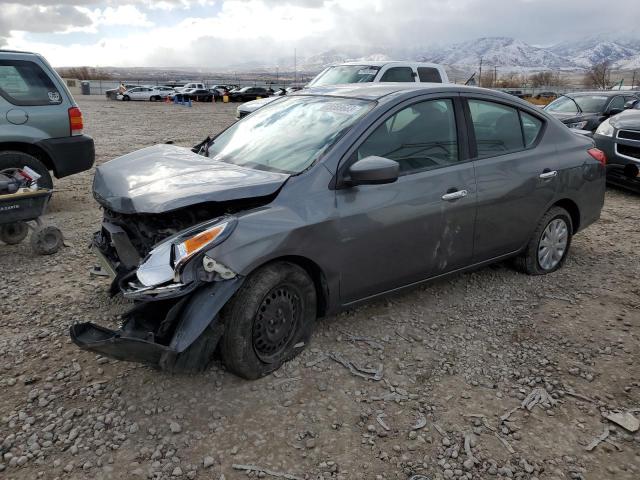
top-left (514, 206), bottom-right (572, 275)
top-left (122, 95), bottom-right (130, 101)
top-left (221, 262), bottom-right (316, 379)
top-left (0, 222), bottom-right (29, 245)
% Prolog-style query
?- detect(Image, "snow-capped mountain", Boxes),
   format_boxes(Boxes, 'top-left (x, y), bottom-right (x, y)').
top-left (549, 35), bottom-right (640, 68)
top-left (289, 34), bottom-right (640, 73)
top-left (419, 37), bottom-right (570, 69)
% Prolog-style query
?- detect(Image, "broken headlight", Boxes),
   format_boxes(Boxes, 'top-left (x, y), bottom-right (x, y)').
top-left (172, 219), bottom-right (235, 274)
top-left (135, 218), bottom-right (236, 288)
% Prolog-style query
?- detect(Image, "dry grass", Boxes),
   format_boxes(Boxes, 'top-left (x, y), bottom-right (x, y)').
top-left (524, 96), bottom-right (555, 106)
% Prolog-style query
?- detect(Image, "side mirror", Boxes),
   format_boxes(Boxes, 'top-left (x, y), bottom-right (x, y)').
top-left (608, 108), bottom-right (623, 116)
top-left (624, 100), bottom-right (638, 110)
top-left (348, 156), bottom-right (399, 186)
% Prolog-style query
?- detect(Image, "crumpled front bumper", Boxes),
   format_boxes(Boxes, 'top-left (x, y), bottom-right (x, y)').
top-left (70, 277), bottom-right (243, 371)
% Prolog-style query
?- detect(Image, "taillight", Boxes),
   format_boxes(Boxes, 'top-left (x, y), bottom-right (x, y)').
top-left (587, 147), bottom-right (606, 166)
top-left (68, 107), bottom-right (83, 136)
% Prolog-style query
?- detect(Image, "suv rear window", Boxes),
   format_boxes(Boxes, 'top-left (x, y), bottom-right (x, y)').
top-left (0, 60), bottom-right (63, 106)
top-left (417, 67), bottom-right (442, 83)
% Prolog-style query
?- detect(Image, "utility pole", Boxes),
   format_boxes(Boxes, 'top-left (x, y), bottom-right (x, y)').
top-left (478, 57), bottom-right (483, 88)
top-left (294, 48), bottom-right (297, 86)
top-left (632, 70), bottom-right (637, 89)
top-left (494, 65), bottom-right (497, 87)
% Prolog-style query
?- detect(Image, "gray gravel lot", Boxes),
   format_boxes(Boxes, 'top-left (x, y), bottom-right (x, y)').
top-left (0, 96), bottom-right (639, 480)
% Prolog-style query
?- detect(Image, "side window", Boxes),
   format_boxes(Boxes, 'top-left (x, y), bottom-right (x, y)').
top-left (380, 67), bottom-right (415, 82)
top-left (0, 60), bottom-right (62, 106)
top-left (520, 111), bottom-right (543, 147)
top-left (417, 67), bottom-right (442, 83)
top-left (355, 99), bottom-right (458, 174)
top-left (608, 96), bottom-right (625, 111)
top-left (468, 99), bottom-right (524, 157)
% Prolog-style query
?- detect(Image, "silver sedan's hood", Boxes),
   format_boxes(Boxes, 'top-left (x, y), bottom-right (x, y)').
top-left (93, 144), bottom-right (289, 214)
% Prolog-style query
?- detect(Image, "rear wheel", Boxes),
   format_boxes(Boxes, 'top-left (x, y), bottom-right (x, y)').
top-left (514, 206), bottom-right (572, 275)
top-left (221, 262), bottom-right (316, 379)
top-left (0, 150), bottom-right (53, 189)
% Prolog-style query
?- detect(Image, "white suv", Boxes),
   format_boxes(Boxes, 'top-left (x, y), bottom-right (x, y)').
top-left (237, 61), bottom-right (449, 118)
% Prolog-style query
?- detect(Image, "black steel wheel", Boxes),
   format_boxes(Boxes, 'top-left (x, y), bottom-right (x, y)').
top-left (252, 284), bottom-right (303, 363)
top-left (221, 262), bottom-right (316, 379)
top-left (0, 222), bottom-right (29, 245)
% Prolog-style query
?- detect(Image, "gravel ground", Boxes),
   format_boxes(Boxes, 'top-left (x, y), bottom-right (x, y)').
top-left (1, 96), bottom-right (639, 480)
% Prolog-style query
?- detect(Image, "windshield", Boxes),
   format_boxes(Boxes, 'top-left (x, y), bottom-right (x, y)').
top-left (308, 65), bottom-right (381, 87)
top-left (207, 96), bottom-right (374, 174)
top-left (545, 95), bottom-right (609, 114)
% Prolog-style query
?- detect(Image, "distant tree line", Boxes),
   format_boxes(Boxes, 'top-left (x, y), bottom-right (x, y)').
top-left (56, 67), bottom-right (113, 80)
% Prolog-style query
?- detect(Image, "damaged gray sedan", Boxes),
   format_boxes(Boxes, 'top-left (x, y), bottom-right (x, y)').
top-left (71, 83), bottom-right (605, 379)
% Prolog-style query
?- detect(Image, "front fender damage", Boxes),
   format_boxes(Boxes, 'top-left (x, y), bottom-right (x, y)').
top-left (69, 277), bottom-right (244, 372)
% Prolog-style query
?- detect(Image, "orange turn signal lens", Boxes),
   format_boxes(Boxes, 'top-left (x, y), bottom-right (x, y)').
top-left (180, 225), bottom-right (224, 257)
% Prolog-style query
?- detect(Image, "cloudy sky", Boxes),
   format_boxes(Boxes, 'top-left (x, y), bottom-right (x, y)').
top-left (2, 0), bottom-right (639, 68)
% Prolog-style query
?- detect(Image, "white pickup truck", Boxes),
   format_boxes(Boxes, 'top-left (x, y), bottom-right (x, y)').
top-left (237, 61), bottom-right (449, 118)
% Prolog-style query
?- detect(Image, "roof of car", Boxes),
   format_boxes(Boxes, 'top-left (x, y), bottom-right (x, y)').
top-left (292, 83), bottom-right (522, 103)
top-left (567, 91), bottom-right (638, 97)
top-left (336, 61), bottom-right (443, 68)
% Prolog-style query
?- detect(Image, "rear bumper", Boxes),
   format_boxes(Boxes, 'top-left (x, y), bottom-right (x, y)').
top-left (36, 134), bottom-right (95, 178)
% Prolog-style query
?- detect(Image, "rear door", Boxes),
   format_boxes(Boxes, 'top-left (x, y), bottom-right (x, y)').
top-left (463, 95), bottom-right (554, 262)
top-left (417, 67), bottom-right (443, 83)
top-left (335, 95), bottom-right (477, 303)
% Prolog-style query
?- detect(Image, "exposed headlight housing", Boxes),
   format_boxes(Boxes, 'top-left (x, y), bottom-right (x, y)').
top-left (595, 118), bottom-right (614, 137)
top-left (135, 218), bottom-right (236, 288)
top-left (172, 219), bottom-right (236, 280)
top-left (567, 120), bottom-right (588, 130)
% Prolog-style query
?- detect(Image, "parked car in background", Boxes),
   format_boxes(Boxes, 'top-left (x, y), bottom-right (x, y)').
top-left (594, 103), bottom-right (640, 193)
top-left (544, 91), bottom-right (640, 132)
top-left (175, 82), bottom-right (205, 93)
top-left (118, 86), bottom-right (169, 102)
top-left (73, 83), bottom-right (605, 380)
top-left (228, 87), bottom-right (271, 102)
top-left (308, 61), bottom-right (449, 87)
top-left (535, 91), bottom-right (557, 100)
top-left (105, 83), bottom-right (139, 100)
top-left (183, 89), bottom-right (214, 102)
top-left (0, 49), bottom-right (94, 189)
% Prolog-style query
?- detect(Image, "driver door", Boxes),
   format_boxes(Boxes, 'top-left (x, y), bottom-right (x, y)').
top-left (335, 96), bottom-right (477, 303)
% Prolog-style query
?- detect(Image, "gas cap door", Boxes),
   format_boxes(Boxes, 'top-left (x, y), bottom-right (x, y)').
top-left (6, 109), bottom-right (29, 125)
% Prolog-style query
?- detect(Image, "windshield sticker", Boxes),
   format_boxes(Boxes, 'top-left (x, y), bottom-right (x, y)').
top-left (320, 103), bottom-right (364, 115)
top-left (47, 91), bottom-right (61, 102)
top-left (357, 69), bottom-right (378, 76)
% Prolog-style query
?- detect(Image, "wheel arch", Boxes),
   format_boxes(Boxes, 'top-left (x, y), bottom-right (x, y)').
top-left (552, 198), bottom-right (580, 233)
top-left (0, 142), bottom-right (56, 174)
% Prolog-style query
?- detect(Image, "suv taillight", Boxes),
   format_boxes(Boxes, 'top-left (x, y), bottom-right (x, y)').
top-left (68, 107), bottom-right (84, 136)
top-left (587, 147), bottom-right (606, 166)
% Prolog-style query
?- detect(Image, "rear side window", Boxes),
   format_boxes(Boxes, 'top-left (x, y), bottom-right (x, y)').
top-left (380, 67), bottom-right (415, 82)
top-left (0, 60), bottom-right (62, 106)
top-left (468, 99), bottom-right (524, 157)
top-left (520, 111), bottom-right (543, 147)
top-left (417, 67), bottom-right (442, 83)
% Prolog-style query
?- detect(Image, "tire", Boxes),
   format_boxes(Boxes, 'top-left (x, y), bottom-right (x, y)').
top-left (0, 222), bottom-right (29, 245)
top-left (0, 150), bottom-right (53, 189)
top-left (514, 206), bottom-right (572, 275)
top-left (149, 96), bottom-right (155, 102)
top-left (221, 262), bottom-right (317, 379)
top-left (30, 225), bottom-right (63, 255)
top-left (122, 95), bottom-right (130, 101)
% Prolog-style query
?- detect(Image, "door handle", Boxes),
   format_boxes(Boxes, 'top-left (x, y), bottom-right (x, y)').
top-left (441, 189), bottom-right (468, 201)
top-left (539, 170), bottom-right (558, 179)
